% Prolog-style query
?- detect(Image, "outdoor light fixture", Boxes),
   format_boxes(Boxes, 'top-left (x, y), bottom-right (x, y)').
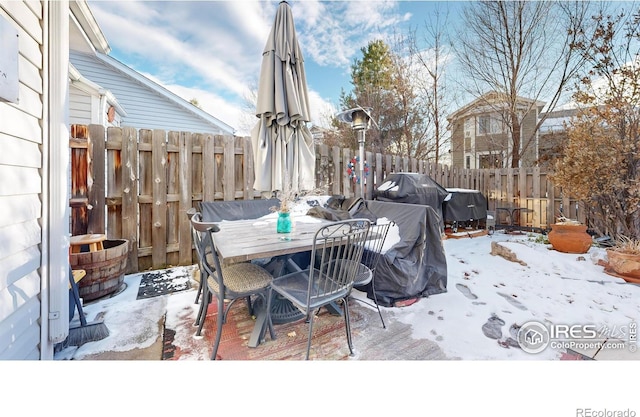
top-left (336, 106), bottom-right (374, 198)
top-left (336, 106), bottom-right (373, 131)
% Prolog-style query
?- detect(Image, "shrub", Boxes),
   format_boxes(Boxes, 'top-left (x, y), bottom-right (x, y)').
top-left (550, 10), bottom-right (640, 241)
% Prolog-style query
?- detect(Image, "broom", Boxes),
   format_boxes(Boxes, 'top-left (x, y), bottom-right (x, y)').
top-left (66, 269), bottom-right (110, 347)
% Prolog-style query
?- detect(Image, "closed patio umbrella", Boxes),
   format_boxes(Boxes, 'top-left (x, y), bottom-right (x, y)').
top-left (251, 1), bottom-right (316, 195)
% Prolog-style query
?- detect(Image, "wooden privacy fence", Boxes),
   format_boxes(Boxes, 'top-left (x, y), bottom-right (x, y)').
top-left (69, 124), bottom-right (584, 273)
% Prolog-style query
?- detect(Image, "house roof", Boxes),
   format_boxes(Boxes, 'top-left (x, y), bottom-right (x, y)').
top-left (70, 0), bottom-right (110, 54)
top-left (539, 103), bottom-right (580, 133)
top-left (447, 91), bottom-right (546, 122)
top-left (93, 53), bottom-right (235, 135)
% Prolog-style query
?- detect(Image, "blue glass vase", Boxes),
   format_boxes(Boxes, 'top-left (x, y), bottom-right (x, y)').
top-left (277, 211), bottom-right (292, 233)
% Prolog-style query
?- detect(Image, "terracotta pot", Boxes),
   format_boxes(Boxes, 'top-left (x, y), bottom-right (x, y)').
top-left (547, 223), bottom-right (592, 254)
top-left (606, 249), bottom-right (640, 281)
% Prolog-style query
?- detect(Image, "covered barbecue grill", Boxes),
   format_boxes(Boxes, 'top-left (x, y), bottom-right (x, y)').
top-left (373, 172), bottom-right (448, 228)
top-left (443, 188), bottom-right (488, 225)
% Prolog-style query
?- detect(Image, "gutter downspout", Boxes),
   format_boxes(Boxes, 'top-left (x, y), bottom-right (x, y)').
top-left (99, 92), bottom-right (107, 125)
top-left (41, 0), bottom-right (71, 359)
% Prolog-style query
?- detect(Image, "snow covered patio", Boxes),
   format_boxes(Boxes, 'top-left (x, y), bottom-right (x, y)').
top-left (34, 228), bottom-right (639, 416)
top-left (54, 229), bottom-right (639, 361)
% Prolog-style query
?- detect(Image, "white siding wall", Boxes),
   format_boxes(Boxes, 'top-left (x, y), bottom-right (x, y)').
top-left (69, 84), bottom-right (92, 124)
top-left (69, 51), bottom-right (230, 134)
top-left (0, 1), bottom-right (44, 360)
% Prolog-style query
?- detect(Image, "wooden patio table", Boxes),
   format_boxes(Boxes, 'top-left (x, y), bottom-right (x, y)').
top-left (211, 215), bottom-right (335, 348)
top-left (213, 215), bottom-right (331, 266)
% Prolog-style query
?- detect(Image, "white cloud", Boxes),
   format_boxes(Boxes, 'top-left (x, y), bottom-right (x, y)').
top-left (295, 1), bottom-right (408, 68)
top-left (88, 1), bottom-right (412, 133)
top-left (307, 89), bottom-right (338, 128)
top-left (91, 1), bottom-right (258, 96)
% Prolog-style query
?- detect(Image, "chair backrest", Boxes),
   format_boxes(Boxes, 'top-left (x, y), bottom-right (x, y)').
top-left (189, 212), bottom-right (223, 290)
top-left (361, 220), bottom-right (395, 274)
top-left (307, 219), bottom-right (371, 304)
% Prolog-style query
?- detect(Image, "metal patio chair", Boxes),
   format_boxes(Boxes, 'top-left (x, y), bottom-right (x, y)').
top-left (188, 210), bottom-right (212, 328)
top-left (190, 212), bottom-right (275, 360)
top-left (191, 199), bottom-right (277, 305)
top-left (186, 208), bottom-right (206, 305)
top-left (266, 219), bottom-right (371, 360)
top-left (351, 220), bottom-right (394, 329)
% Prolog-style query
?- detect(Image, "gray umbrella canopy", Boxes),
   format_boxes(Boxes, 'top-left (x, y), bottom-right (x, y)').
top-left (251, 1), bottom-right (316, 195)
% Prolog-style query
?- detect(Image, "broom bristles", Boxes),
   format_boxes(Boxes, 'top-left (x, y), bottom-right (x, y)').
top-left (67, 322), bottom-right (110, 347)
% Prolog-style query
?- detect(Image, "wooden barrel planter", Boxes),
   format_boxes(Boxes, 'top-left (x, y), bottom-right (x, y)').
top-left (69, 239), bottom-right (129, 301)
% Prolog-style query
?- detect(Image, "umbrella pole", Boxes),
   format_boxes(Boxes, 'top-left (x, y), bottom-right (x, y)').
top-left (358, 129), bottom-right (365, 199)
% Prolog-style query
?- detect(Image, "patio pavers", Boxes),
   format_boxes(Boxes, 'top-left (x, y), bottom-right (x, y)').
top-left (163, 290), bottom-right (449, 360)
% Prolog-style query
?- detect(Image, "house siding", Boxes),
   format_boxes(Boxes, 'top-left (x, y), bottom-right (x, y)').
top-left (448, 94), bottom-right (548, 168)
top-left (450, 120), bottom-right (464, 167)
top-left (0, 1), bottom-right (44, 360)
top-left (69, 51), bottom-right (232, 134)
top-left (520, 110), bottom-right (539, 166)
top-left (69, 84), bottom-right (92, 124)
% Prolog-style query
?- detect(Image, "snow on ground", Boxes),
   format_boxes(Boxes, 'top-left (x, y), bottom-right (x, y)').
top-left (56, 229), bottom-right (639, 362)
top-left (40, 228), bottom-right (640, 416)
top-left (387, 231), bottom-right (639, 360)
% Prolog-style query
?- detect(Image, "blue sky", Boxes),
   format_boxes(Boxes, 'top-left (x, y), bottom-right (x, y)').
top-left (88, 1), bottom-right (465, 134)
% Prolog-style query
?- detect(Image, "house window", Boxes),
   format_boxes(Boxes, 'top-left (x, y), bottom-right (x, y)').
top-left (464, 118), bottom-right (473, 132)
top-left (479, 153), bottom-right (503, 169)
top-left (466, 155), bottom-right (471, 169)
top-left (477, 115), bottom-right (502, 135)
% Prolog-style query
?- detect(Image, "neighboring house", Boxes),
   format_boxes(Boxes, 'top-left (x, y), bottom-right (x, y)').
top-left (310, 124), bottom-right (329, 144)
top-left (68, 62), bottom-right (127, 127)
top-left (447, 92), bottom-right (546, 168)
top-left (68, 51), bottom-right (235, 135)
top-left (536, 105), bottom-right (580, 168)
top-left (0, 0), bottom-right (234, 360)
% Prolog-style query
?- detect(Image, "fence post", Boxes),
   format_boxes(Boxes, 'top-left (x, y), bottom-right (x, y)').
top-left (121, 127), bottom-right (139, 273)
top-left (106, 126), bottom-right (123, 239)
top-left (374, 152), bottom-right (383, 193)
top-left (518, 167), bottom-right (526, 225)
top-left (547, 172), bottom-right (556, 226)
top-left (70, 124), bottom-right (89, 236)
top-left (88, 124), bottom-right (105, 234)
top-left (365, 150), bottom-right (373, 199)
top-left (331, 146), bottom-right (341, 196)
top-left (152, 129), bottom-right (168, 268)
top-left (242, 136), bottom-right (255, 200)
top-left (179, 131), bottom-right (193, 265)
top-left (221, 135), bottom-right (235, 201)
top-left (343, 148), bottom-right (353, 198)
top-left (202, 134), bottom-right (215, 202)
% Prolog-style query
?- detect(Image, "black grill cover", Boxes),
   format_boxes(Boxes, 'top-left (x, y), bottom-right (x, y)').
top-left (374, 172), bottom-right (449, 209)
top-left (358, 200), bottom-right (448, 306)
top-left (443, 189), bottom-right (487, 222)
top-left (373, 172), bottom-right (449, 231)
